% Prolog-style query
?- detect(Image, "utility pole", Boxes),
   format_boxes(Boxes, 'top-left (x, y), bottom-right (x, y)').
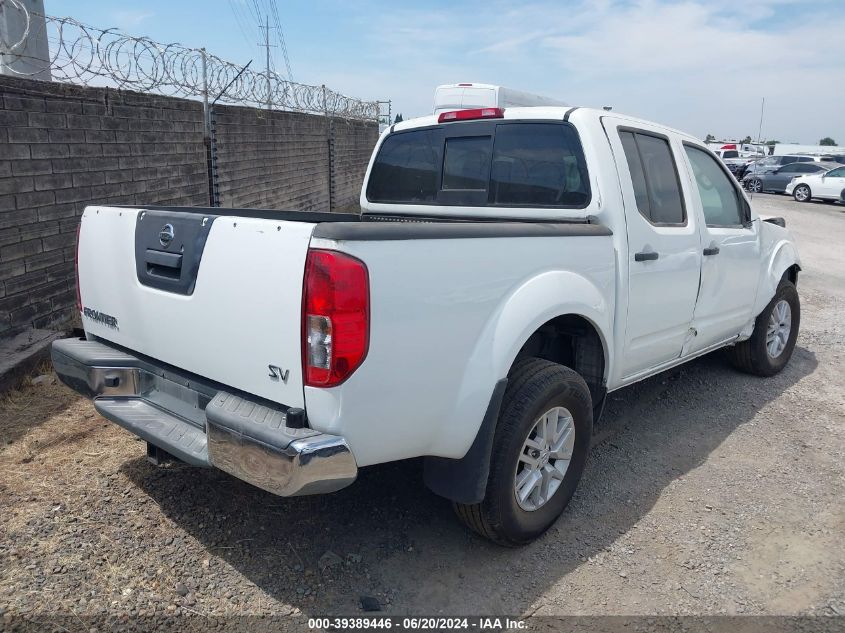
top-left (258, 15), bottom-right (276, 110)
top-left (757, 97), bottom-right (765, 144)
top-left (0, 0), bottom-right (51, 80)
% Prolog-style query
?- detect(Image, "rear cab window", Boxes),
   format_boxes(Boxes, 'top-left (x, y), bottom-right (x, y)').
top-left (366, 121), bottom-right (590, 209)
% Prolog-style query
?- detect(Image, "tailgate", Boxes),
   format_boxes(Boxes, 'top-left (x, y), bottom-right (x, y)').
top-left (77, 207), bottom-right (314, 407)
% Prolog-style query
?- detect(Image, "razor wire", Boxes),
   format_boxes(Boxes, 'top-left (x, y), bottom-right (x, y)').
top-left (0, 2), bottom-right (380, 120)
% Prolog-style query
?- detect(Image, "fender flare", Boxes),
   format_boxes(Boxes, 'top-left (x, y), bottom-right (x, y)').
top-left (753, 239), bottom-right (801, 318)
top-left (424, 270), bottom-right (612, 504)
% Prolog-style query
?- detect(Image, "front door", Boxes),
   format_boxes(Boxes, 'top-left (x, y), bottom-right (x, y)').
top-left (603, 118), bottom-right (703, 379)
top-left (681, 143), bottom-right (761, 352)
top-left (815, 166), bottom-right (845, 198)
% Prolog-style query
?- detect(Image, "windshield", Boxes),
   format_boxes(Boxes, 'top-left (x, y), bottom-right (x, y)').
top-left (366, 121), bottom-right (591, 208)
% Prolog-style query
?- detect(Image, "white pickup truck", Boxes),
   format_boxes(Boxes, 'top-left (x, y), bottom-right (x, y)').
top-left (53, 103), bottom-right (801, 545)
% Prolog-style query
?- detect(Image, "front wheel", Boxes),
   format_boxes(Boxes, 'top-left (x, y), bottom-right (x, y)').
top-left (747, 178), bottom-right (763, 193)
top-left (453, 358), bottom-right (592, 546)
top-left (725, 280), bottom-right (800, 377)
top-left (793, 184), bottom-right (811, 202)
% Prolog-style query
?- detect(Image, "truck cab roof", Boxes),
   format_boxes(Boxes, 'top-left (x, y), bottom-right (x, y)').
top-left (389, 106), bottom-right (698, 145)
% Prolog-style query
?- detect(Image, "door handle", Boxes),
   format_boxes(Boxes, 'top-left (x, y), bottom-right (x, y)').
top-left (634, 251), bottom-right (659, 262)
top-left (703, 246), bottom-right (720, 256)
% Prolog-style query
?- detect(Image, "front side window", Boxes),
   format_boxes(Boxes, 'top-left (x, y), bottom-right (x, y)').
top-left (684, 145), bottom-right (744, 227)
top-left (826, 167), bottom-right (845, 177)
top-left (619, 130), bottom-right (686, 225)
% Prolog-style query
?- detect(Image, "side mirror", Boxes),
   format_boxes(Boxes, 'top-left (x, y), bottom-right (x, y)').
top-left (772, 168), bottom-right (781, 174)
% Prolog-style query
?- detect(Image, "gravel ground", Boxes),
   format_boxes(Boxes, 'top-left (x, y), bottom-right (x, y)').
top-left (1, 194), bottom-right (844, 630)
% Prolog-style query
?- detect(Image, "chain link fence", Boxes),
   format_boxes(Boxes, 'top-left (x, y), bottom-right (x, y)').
top-left (0, 0), bottom-right (381, 120)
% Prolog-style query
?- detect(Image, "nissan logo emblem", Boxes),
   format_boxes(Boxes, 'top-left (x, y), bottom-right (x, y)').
top-left (159, 224), bottom-right (175, 248)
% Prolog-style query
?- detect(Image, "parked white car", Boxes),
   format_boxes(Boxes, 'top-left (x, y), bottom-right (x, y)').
top-left (53, 94), bottom-right (802, 545)
top-left (786, 164), bottom-right (845, 203)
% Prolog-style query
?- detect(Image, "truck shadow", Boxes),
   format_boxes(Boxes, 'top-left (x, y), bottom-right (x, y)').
top-left (123, 345), bottom-right (817, 615)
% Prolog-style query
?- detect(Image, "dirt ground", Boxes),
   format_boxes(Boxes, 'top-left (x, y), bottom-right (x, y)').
top-left (1, 194), bottom-right (843, 629)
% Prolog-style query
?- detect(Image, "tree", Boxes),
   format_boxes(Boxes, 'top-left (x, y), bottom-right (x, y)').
top-left (394, 113), bottom-right (404, 124)
top-left (819, 137), bottom-right (837, 146)
top-left (741, 135), bottom-right (752, 144)
top-left (705, 134), bottom-right (715, 143)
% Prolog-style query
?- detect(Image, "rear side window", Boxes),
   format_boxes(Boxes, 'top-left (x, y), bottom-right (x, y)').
top-left (366, 129), bottom-right (439, 203)
top-left (618, 130), bottom-right (686, 225)
top-left (366, 121), bottom-right (590, 208)
top-left (619, 132), bottom-right (650, 213)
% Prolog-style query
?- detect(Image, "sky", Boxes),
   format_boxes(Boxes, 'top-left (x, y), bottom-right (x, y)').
top-left (49, 0), bottom-right (844, 145)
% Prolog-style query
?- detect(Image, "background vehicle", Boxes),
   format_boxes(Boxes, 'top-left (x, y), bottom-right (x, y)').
top-left (54, 101), bottom-right (802, 546)
top-left (743, 162), bottom-right (828, 192)
top-left (741, 155), bottom-right (818, 179)
top-left (820, 154), bottom-right (845, 164)
top-left (715, 150), bottom-right (754, 177)
top-left (786, 164), bottom-right (845, 203)
top-left (433, 83), bottom-right (567, 114)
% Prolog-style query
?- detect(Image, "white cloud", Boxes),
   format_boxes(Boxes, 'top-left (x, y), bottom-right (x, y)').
top-left (349, 0), bottom-right (844, 143)
top-left (111, 9), bottom-right (154, 30)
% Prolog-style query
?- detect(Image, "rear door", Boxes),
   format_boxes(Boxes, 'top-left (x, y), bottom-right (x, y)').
top-left (815, 166), bottom-right (845, 197)
top-left (680, 143), bottom-right (760, 352)
top-left (602, 118), bottom-right (702, 378)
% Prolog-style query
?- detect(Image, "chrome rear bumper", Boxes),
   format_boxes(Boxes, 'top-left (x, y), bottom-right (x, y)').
top-left (51, 337), bottom-right (357, 496)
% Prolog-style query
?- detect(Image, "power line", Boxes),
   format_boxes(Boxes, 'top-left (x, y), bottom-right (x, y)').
top-left (227, 0), bottom-right (258, 49)
top-left (267, 0), bottom-right (293, 81)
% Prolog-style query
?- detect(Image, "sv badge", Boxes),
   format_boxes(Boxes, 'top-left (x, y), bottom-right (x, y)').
top-left (268, 364), bottom-right (290, 383)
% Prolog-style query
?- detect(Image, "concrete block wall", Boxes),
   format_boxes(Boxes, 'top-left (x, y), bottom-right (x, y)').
top-left (213, 105), bottom-right (331, 211)
top-left (330, 118), bottom-right (379, 211)
top-left (0, 75), bottom-right (379, 338)
top-left (213, 105), bottom-right (377, 212)
top-left (0, 75), bottom-right (208, 336)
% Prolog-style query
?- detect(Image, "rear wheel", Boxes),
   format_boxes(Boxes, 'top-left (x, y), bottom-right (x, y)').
top-left (453, 358), bottom-right (592, 546)
top-left (725, 280), bottom-right (800, 377)
top-left (793, 184), bottom-right (811, 202)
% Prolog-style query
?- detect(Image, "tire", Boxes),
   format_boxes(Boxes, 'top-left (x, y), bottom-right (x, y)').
top-left (725, 280), bottom-right (800, 377)
top-left (748, 178), bottom-right (763, 193)
top-left (453, 358), bottom-right (592, 546)
top-left (793, 184), bottom-right (811, 203)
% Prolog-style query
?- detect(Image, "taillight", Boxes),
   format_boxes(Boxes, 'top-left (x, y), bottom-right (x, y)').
top-left (302, 249), bottom-right (369, 387)
top-left (75, 222), bottom-right (82, 312)
top-left (438, 107), bottom-right (504, 123)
